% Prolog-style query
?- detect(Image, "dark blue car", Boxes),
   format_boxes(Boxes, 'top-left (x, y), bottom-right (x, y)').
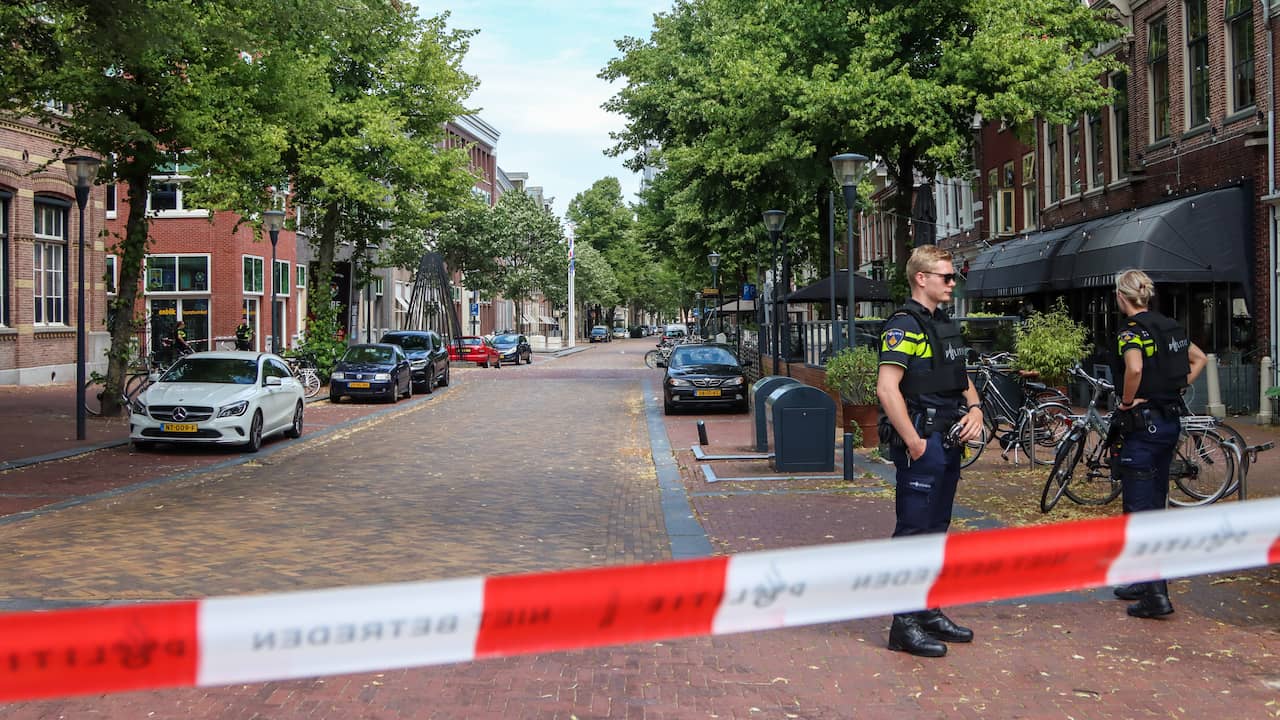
top-left (329, 343), bottom-right (413, 403)
top-left (381, 330), bottom-right (451, 392)
top-left (491, 333), bottom-right (532, 365)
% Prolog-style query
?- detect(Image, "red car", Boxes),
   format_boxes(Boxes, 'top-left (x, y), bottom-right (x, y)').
top-left (449, 336), bottom-right (502, 368)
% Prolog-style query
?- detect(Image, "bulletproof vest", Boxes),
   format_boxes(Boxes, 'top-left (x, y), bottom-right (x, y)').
top-left (894, 305), bottom-right (969, 397)
top-left (1116, 311), bottom-right (1191, 399)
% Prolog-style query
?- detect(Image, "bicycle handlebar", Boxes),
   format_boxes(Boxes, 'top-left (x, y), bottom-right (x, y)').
top-left (1068, 364), bottom-right (1114, 392)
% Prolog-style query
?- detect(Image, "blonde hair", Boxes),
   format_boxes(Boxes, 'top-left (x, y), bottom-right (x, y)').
top-left (906, 246), bottom-right (954, 287)
top-left (1115, 269), bottom-right (1155, 309)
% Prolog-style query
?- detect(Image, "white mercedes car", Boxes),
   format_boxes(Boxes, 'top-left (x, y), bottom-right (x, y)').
top-left (129, 351), bottom-right (305, 453)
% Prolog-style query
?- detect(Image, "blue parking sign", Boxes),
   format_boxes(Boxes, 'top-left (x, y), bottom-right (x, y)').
top-left (470, 303), bottom-right (479, 316)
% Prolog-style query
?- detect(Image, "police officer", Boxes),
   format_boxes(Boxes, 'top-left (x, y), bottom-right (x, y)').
top-left (172, 320), bottom-right (193, 356)
top-left (1110, 269), bottom-right (1206, 618)
top-left (234, 321), bottom-right (254, 351)
top-left (876, 246), bottom-right (985, 657)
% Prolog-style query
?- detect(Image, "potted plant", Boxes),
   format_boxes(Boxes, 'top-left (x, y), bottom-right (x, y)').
top-left (1013, 298), bottom-right (1090, 388)
top-left (824, 345), bottom-right (880, 447)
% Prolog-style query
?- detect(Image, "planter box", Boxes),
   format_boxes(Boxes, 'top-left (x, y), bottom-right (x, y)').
top-left (840, 401), bottom-right (880, 448)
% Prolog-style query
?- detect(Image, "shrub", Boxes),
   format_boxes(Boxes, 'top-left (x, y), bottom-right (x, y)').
top-left (1014, 298), bottom-right (1090, 386)
top-left (824, 345), bottom-right (879, 404)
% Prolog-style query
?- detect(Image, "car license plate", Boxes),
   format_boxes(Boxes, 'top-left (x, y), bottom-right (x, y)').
top-left (162, 423), bottom-right (198, 433)
top-left (694, 389), bottom-right (721, 398)
top-left (350, 381), bottom-right (371, 389)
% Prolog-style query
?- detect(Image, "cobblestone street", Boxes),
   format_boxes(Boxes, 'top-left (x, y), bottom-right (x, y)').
top-left (0, 340), bottom-right (1277, 719)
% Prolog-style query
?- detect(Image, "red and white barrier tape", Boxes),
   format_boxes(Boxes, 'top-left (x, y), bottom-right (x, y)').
top-left (3, 497), bottom-right (1279, 702)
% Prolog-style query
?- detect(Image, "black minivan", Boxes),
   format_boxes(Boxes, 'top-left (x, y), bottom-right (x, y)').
top-left (380, 330), bottom-right (451, 393)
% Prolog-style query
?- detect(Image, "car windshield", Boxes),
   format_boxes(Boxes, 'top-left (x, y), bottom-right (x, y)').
top-left (458, 338), bottom-right (483, 347)
top-left (161, 357), bottom-right (259, 385)
top-left (493, 334), bottom-right (520, 345)
top-left (383, 334), bottom-right (429, 350)
top-left (591, 327), bottom-right (606, 334)
top-left (670, 347), bottom-right (738, 368)
top-left (342, 346), bottom-right (394, 364)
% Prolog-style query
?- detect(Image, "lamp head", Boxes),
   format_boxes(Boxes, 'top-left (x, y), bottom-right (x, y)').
top-left (262, 209), bottom-right (286, 238)
top-left (762, 210), bottom-right (786, 234)
top-left (707, 250), bottom-right (720, 269)
top-left (829, 153), bottom-right (870, 188)
top-left (62, 155), bottom-right (101, 189)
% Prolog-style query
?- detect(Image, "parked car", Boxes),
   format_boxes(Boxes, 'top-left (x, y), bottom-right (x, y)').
top-left (491, 332), bottom-right (532, 365)
top-left (450, 336), bottom-right (503, 367)
top-left (662, 323), bottom-right (688, 342)
top-left (329, 343), bottom-right (414, 403)
top-left (589, 325), bottom-right (611, 343)
top-left (380, 330), bottom-right (450, 393)
top-left (128, 350), bottom-right (304, 453)
top-left (661, 343), bottom-right (749, 415)
top-left (611, 326), bottom-right (628, 339)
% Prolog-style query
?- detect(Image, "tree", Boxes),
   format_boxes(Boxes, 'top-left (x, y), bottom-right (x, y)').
top-left (432, 197), bottom-right (503, 296)
top-left (488, 191), bottom-right (566, 333)
top-left (0, 0), bottom-right (326, 414)
top-left (571, 242), bottom-right (620, 320)
top-left (565, 177), bottom-right (633, 255)
top-left (603, 0), bottom-right (1122, 280)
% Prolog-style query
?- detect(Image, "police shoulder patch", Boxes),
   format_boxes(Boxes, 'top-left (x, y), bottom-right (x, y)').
top-left (1118, 330), bottom-right (1139, 343)
top-left (883, 328), bottom-right (905, 349)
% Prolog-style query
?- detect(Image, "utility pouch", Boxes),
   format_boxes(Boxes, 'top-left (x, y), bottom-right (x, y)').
top-left (1113, 408), bottom-right (1140, 434)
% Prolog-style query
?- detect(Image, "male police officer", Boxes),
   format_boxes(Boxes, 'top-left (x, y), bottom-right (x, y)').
top-left (234, 321), bottom-right (254, 351)
top-left (876, 246), bottom-right (985, 657)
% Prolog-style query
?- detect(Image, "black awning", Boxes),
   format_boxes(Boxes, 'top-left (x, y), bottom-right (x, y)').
top-left (964, 224), bottom-right (1084, 298)
top-left (1048, 186), bottom-right (1252, 292)
top-left (786, 269), bottom-right (892, 303)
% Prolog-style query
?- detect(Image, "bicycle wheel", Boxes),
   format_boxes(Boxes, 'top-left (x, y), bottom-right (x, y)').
top-left (124, 372), bottom-right (151, 402)
top-left (82, 376), bottom-right (108, 416)
top-left (1041, 430), bottom-right (1086, 513)
top-left (301, 370), bottom-right (321, 398)
top-left (1168, 428), bottom-right (1235, 507)
top-left (959, 423), bottom-right (989, 469)
top-left (644, 350), bottom-right (661, 369)
top-left (1062, 429), bottom-right (1122, 505)
top-left (1019, 401), bottom-right (1072, 466)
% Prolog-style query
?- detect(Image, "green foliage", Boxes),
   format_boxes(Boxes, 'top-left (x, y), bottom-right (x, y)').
top-left (1014, 298), bottom-right (1090, 386)
top-left (295, 287), bottom-right (345, 380)
top-left (489, 191), bottom-right (568, 323)
top-left (824, 345), bottom-right (880, 405)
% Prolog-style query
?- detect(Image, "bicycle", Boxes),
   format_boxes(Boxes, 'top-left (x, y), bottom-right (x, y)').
top-left (82, 339), bottom-right (204, 416)
top-left (286, 352), bottom-right (322, 398)
top-left (1041, 365), bottom-right (1238, 513)
top-left (962, 354), bottom-right (1072, 469)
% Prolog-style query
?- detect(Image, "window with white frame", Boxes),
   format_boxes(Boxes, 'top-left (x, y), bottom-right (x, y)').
top-left (105, 183), bottom-right (117, 219)
top-left (1022, 153), bottom-right (1038, 231)
top-left (243, 256), bottom-right (264, 294)
top-left (1066, 117), bottom-right (1082, 196)
top-left (1110, 71), bottom-right (1131, 179)
top-left (1046, 125), bottom-right (1062, 204)
top-left (997, 188), bottom-right (1015, 236)
top-left (372, 276), bottom-right (384, 297)
top-left (105, 254), bottom-right (117, 295)
top-left (296, 264), bottom-right (307, 289)
top-left (274, 259), bottom-right (289, 295)
top-left (1149, 16), bottom-right (1170, 141)
top-left (146, 153), bottom-right (206, 216)
top-left (1086, 111), bottom-right (1104, 190)
top-left (986, 168), bottom-right (997, 234)
top-left (145, 255), bottom-right (208, 293)
top-left (33, 200), bottom-right (68, 326)
top-left (0, 193), bottom-right (8, 325)
top-left (1226, 0), bottom-right (1255, 113)
top-left (1185, 0), bottom-right (1210, 128)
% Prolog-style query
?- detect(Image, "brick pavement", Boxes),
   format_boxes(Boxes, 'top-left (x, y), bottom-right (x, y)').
top-left (1, 340), bottom-right (1278, 719)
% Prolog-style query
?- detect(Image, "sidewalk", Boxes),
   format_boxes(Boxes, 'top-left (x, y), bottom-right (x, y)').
top-left (0, 384), bottom-right (131, 469)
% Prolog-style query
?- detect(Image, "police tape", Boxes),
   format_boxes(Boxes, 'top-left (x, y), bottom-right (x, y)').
top-left (3, 496), bottom-right (1278, 702)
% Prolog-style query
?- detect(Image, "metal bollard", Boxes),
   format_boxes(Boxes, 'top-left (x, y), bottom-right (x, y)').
top-left (1258, 356), bottom-right (1273, 425)
top-left (697, 420), bottom-right (708, 446)
top-left (1205, 353), bottom-right (1226, 418)
top-left (843, 432), bottom-right (854, 482)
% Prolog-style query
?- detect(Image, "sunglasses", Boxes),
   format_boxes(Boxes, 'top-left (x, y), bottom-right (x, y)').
top-left (922, 271), bottom-right (957, 284)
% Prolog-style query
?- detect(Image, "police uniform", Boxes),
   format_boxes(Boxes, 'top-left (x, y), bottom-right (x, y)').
top-left (879, 298), bottom-right (970, 537)
top-left (1111, 310), bottom-right (1188, 619)
top-left (880, 298), bottom-right (975, 656)
top-left (1113, 313), bottom-right (1184, 515)
top-left (235, 323), bottom-right (254, 351)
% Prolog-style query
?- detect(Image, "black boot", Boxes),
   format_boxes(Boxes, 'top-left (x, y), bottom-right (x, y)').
top-left (888, 613), bottom-right (947, 657)
top-left (916, 608), bottom-right (974, 643)
top-left (1127, 580), bottom-right (1174, 618)
top-left (1113, 583), bottom-right (1145, 601)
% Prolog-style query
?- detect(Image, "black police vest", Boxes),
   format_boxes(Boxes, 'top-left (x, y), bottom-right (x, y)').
top-left (894, 305), bottom-right (969, 397)
top-left (1116, 311), bottom-right (1191, 400)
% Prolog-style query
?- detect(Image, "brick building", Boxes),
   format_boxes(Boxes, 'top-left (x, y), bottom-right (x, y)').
top-left (0, 113), bottom-right (109, 384)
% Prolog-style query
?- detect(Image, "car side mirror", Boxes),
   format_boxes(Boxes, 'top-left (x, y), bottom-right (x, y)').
top-left (265, 376), bottom-right (283, 387)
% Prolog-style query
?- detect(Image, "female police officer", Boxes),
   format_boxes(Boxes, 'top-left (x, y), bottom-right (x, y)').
top-left (876, 246), bottom-right (985, 657)
top-left (1110, 269), bottom-right (1205, 618)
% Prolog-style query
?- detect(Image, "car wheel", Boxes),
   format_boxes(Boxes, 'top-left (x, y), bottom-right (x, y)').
top-left (494, 358), bottom-right (501, 368)
top-left (438, 365), bottom-right (450, 387)
top-left (405, 376), bottom-right (413, 399)
top-left (131, 440), bottom-right (153, 452)
top-left (390, 380), bottom-right (400, 403)
top-left (244, 411), bottom-right (263, 453)
top-left (285, 401), bottom-right (304, 438)
top-left (664, 397), bottom-right (675, 415)
top-left (423, 371), bottom-right (434, 394)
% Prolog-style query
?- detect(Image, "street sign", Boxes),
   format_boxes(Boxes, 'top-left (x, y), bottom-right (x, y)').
top-left (741, 283), bottom-right (756, 300)
top-left (702, 287), bottom-right (720, 296)
top-left (470, 303), bottom-right (479, 316)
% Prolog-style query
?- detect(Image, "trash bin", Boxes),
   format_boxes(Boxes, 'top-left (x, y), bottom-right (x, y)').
top-left (751, 375), bottom-right (800, 451)
top-left (765, 384), bottom-right (836, 472)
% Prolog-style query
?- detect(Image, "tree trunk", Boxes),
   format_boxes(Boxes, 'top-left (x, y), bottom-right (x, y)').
top-left (891, 148), bottom-right (918, 282)
top-left (101, 173), bottom-right (154, 417)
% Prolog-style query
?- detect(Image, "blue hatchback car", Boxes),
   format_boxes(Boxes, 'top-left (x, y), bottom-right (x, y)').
top-left (329, 343), bottom-right (414, 403)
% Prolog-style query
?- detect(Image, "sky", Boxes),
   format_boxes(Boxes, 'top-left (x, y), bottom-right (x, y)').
top-left (411, 0), bottom-right (671, 218)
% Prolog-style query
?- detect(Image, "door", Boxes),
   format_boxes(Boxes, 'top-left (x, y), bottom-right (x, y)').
top-left (263, 358), bottom-right (295, 431)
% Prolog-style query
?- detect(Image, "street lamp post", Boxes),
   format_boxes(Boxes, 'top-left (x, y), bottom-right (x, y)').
top-left (263, 209), bottom-right (286, 353)
top-left (830, 153), bottom-right (870, 351)
top-left (707, 250), bottom-right (720, 339)
top-left (762, 210), bottom-right (786, 373)
top-left (64, 155), bottom-right (101, 440)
